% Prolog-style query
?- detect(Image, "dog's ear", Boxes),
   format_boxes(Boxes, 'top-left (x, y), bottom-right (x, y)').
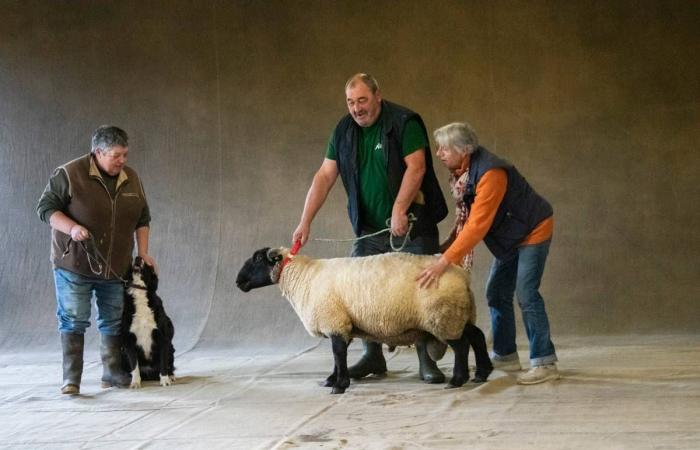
top-left (266, 248), bottom-right (284, 263)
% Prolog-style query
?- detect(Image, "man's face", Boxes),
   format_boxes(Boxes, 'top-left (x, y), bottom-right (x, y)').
top-left (95, 145), bottom-right (128, 176)
top-left (436, 145), bottom-right (467, 172)
top-left (346, 82), bottom-right (382, 127)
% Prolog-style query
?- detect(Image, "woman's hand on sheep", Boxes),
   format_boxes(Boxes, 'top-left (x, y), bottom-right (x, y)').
top-left (416, 255), bottom-right (451, 289)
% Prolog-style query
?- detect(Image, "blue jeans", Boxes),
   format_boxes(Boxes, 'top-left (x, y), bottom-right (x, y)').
top-left (485, 240), bottom-right (557, 366)
top-left (53, 268), bottom-right (125, 336)
top-left (351, 230), bottom-right (439, 257)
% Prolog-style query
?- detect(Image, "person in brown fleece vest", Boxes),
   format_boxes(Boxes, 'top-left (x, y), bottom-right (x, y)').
top-left (37, 125), bottom-right (156, 394)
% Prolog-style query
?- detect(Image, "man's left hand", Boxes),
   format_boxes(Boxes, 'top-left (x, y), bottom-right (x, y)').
top-left (139, 254), bottom-right (158, 274)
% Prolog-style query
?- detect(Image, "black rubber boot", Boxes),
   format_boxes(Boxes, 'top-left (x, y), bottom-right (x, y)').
top-left (60, 332), bottom-right (84, 394)
top-left (417, 338), bottom-right (445, 384)
top-left (348, 340), bottom-right (387, 379)
top-left (100, 334), bottom-right (131, 388)
top-left (427, 338), bottom-right (448, 361)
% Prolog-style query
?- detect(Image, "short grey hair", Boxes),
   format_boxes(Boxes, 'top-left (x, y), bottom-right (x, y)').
top-left (91, 125), bottom-right (129, 153)
top-left (433, 122), bottom-right (479, 155)
top-left (345, 73), bottom-right (379, 94)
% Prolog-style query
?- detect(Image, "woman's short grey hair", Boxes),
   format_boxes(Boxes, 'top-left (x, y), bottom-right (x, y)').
top-left (433, 122), bottom-right (479, 155)
top-left (345, 73), bottom-right (379, 94)
top-left (91, 125), bottom-right (129, 153)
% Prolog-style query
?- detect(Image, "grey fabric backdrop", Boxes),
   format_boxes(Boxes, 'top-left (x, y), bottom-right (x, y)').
top-left (1, 0), bottom-right (698, 355)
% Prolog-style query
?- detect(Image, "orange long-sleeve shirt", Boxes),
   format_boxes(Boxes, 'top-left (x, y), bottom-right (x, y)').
top-left (443, 168), bottom-right (553, 265)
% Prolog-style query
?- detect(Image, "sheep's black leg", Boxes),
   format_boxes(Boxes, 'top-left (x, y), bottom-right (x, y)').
top-left (464, 324), bottom-right (493, 383)
top-left (446, 334), bottom-right (470, 388)
top-left (323, 366), bottom-right (337, 387)
top-left (330, 334), bottom-right (350, 394)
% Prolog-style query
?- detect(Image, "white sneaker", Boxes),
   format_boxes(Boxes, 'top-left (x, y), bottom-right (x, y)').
top-left (491, 358), bottom-right (522, 372)
top-left (517, 364), bottom-right (560, 385)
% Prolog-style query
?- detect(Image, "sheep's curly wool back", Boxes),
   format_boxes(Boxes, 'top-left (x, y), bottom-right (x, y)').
top-left (278, 250), bottom-right (476, 346)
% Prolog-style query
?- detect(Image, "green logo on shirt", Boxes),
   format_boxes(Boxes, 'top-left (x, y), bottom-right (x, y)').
top-left (374, 143), bottom-right (383, 151)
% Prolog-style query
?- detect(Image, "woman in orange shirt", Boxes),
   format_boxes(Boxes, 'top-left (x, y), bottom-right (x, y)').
top-left (417, 122), bottom-right (559, 385)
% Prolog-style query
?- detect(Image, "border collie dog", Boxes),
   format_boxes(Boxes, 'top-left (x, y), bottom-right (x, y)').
top-left (121, 256), bottom-right (176, 388)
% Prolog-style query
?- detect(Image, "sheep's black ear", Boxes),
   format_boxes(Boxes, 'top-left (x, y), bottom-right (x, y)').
top-left (253, 248), bottom-right (269, 264)
top-left (266, 248), bottom-right (283, 262)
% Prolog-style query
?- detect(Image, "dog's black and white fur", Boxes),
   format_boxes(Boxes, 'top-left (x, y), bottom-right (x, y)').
top-left (121, 256), bottom-right (176, 388)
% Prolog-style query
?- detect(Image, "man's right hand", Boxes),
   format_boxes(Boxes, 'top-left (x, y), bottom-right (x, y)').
top-left (292, 223), bottom-right (310, 246)
top-left (70, 224), bottom-right (89, 241)
top-left (292, 158), bottom-right (338, 248)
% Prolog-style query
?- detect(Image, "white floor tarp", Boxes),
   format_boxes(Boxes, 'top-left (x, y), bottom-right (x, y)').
top-left (1, 334), bottom-right (698, 449)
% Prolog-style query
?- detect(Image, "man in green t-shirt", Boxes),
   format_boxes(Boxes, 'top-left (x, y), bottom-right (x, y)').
top-left (293, 73), bottom-right (448, 384)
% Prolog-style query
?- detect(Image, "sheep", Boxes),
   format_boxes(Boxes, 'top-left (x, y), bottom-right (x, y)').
top-left (235, 247), bottom-right (493, 394)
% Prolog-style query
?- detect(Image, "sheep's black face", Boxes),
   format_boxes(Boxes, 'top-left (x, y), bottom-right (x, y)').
top-left (236, 247), bottom-right (283, 292)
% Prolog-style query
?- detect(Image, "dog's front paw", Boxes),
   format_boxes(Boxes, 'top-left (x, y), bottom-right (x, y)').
top-left (130, 370), bottom-right (142, 389)
top-left (160, 374), bottom-right (174, 386)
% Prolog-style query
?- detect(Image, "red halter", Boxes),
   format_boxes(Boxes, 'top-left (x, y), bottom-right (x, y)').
top-left (280, 240), bottom-right (302, 274)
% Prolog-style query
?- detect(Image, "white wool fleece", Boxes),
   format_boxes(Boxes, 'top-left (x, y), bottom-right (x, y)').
top-left (276, 249), bottom-right (476, 345)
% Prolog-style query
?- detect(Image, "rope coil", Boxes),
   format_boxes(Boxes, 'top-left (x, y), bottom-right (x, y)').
top-left (62, 234), bottom-right (128, 284)
top-left (313, 213), bottom-right (417, 252)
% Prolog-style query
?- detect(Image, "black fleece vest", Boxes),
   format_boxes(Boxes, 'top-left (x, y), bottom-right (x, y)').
top-left (333, 100), bottom-right (448, 236)
top-left (465, 147), bottom-right (553, 259)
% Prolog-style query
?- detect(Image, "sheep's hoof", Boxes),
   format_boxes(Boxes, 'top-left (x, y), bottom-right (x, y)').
top-left (446, 377), bottom-right (466, 389)
top-left (323, 378), bottom-right (335, 387)
top-left (331, 386), bottom-right (346, 394)
top-left (472, 366), bottom-right (493, 383)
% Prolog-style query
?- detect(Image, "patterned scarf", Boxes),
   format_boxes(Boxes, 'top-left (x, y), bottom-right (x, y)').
top-left (449, 158), bottom-right (474, 272)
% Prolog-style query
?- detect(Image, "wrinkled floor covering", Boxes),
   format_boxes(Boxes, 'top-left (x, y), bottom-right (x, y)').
top-left (0, 334), bottom-right (698, 450)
